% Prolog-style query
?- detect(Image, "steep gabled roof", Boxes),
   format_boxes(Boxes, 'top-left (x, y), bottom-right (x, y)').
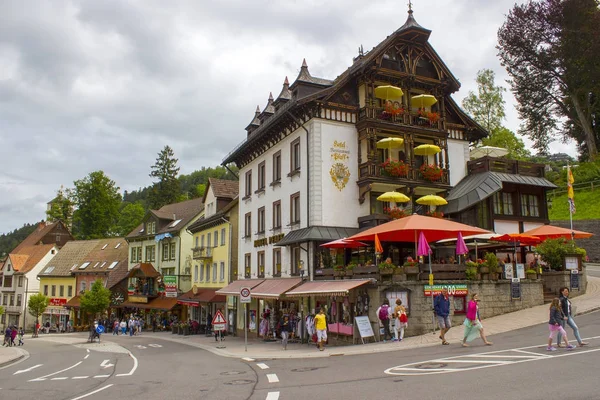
top-left (208, 178), bottom-right (239, 200)
top-left (290, 59), bottom-right (334, 89)
top-left (13, 220), bottom-right (71, 253)
top-left (10, 244), bottom-right (56, 274)
top-left (106, 261), bottom-right (130, 289)
top-left (127, 198), bottom-right (204, 239)
top-left (39, 240), bottom-right (99, 277)
top-left (72, 238), bottom-right (128, 274)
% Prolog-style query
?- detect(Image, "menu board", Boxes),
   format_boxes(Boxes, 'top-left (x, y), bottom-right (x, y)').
top-left (354, 316), bottom-right (375, 342)
top-left (511, 278), bottom-right (521, 299)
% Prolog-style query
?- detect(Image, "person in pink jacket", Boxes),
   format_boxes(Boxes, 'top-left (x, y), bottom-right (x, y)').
top-left (462, 293), bottom-right (493, 347)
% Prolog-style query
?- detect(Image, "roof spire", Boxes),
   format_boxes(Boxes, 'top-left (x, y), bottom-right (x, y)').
top-left (302, 58), bottom-right (308, 68)
top-left (408, 0), bottom-right (413, 14)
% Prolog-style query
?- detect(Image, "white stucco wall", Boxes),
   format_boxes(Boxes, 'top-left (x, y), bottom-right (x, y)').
top-left (447, 139), bottom-right (470, 186)
top-left (523, 222), bottom-right (544, 232)
top-left (494, 220), bottom-right (520, 235)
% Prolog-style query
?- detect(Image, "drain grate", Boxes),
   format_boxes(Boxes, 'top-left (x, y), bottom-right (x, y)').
top-left (220, 371), bottom-right (246, 376)
top-left (413, 362), bottom-right (448, 369)
top-left (291, 367), bottom-right (320, 372)
top-left (224, 379), bottom-right (254, 385)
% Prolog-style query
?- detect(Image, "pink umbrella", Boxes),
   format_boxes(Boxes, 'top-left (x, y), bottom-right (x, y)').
top-left (417, 232), bottom-right (431, 256)
top-left (456, 232), bottom-right (468, 255)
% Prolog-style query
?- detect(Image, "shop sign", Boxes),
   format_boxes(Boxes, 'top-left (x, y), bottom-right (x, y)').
top-left (354, 316), bottom-right (375, 344)
top-left (128, 295), bottom-right (148, 303)
top-left (423, 284), bottom-right (468, 297)
top-left (49, 298), bottom-right (66, 306)
top-left (164, 275), bottom-right (177, 298)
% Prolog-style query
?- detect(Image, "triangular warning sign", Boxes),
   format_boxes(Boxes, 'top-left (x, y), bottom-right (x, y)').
top-left (212, 310), bottom-right (227, 325)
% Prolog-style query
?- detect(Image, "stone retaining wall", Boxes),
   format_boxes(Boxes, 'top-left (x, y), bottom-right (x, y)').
top-left (552, 220), bottom-right (600, 262)
top-left (542, 269), bottom-right (588, 298)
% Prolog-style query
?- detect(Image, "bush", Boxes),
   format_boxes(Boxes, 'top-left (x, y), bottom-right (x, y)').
top-left (465, 266), bottom-right (478, 280)
top-left (536, 238), bottom-right (587, 270)
top-left (525, 269), bottom-right (537, 274)
top-left (378, 262), bottom-right (396, 270)
top-left (485, 253), bottom-right (500, 273)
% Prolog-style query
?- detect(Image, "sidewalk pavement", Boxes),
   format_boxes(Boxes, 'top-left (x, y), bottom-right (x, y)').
top-left (137, 276), bottom-right (600, 359)
top-left (2, 276), bottom-right (598, 365)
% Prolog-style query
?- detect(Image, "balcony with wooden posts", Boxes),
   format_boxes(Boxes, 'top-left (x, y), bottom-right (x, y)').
top-left (359, 106), bottom-right (444, 131)
top-left (467, 156), bottom-right (546, 178)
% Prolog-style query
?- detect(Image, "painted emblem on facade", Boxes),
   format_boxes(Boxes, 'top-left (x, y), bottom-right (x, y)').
top-left (330, 163), bottom-right (350, 191)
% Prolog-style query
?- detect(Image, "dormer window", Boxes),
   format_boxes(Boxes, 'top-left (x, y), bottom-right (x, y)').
top-left (146, 221), bottom-right (156, 235)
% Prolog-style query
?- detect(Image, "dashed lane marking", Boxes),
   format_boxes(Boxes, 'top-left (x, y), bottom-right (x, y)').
top-left (266, 392), bottom-right (280, 400)
top-left (72, 376), bottom-right (88, 380)
top-left (257, 363), bottom-right (269, 370)
top-left (14, 364), bottom-right (43, 375)
top-left (94, 375), bottom-right (110, 378)
top-left (266, 374), bottom-right (279, 383)
top-left (69, 384), bottom-right (113, 400)
top-left (29, 361), bottom-right (82, 382)
top-left (84, 355), bottom-right (89, 359)
top-left (385, 336), bottom-right (600, 376)
top-left (242, 357), bottom-right (255, 362)
top-left (51, 377), bottom-right (68, 381)
top-left (148, 344), bottom-right (162, 348)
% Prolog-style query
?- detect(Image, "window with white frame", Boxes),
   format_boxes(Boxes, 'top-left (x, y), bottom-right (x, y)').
top-left (194, 265), bottom-right (198, 282)
top-left (493, 192), bottom-right (514, 215)
top-left (213, 230), bottom-right (218, 248)
top-left (145, 245), bottom-right (156, 262)
top-left (220, 262), bottom-right (225, 281)
top-left (520, 194), bottom-right (540, 217)
top-left (162, 243), bottom-right (170, 261)
top-left (212, 262), bottom-right (217, 281)
top-left (200, 264), bottom-right (205, 281)
top-left (220, 228), bottom-right (226, 246)
top-left (205, 263), bottom-right (210, 281)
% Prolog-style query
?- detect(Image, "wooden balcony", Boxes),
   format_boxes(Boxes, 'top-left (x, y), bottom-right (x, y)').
top-left (358, 161), bottom-right (450, 186)
top-left (359, 106), bottom-right (443, 131)
top-left (467, 157), bottom-right (546, 178)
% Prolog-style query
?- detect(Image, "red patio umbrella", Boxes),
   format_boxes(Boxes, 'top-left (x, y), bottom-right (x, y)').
top-left (490, 233), bottom-right (542, 246)
top-left (522, 225), bottom-right (593, 240)
top-left (320, 238), bottom-right (368, 249)
top-left (348, 214), bottom-right (491, 243)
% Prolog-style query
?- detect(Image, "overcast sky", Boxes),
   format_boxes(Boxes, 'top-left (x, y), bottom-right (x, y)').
top-left (0, 0), bottom-right (576, 234)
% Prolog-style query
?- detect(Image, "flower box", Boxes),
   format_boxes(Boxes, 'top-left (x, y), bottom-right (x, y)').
top-left (384, 206), bottom-right (407, 219)
top-left (380, 159), bottom-right (409, 177)
top-left (419, 164), bottom-right (443, 182)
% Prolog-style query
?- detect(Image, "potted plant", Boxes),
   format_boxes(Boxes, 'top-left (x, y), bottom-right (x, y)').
top-left (485, 253), bottom-right (500, 280)
top-left (183, 323), bottom-right (190, 336)
top-left (345, 262), bottom-right (357, 277)
top-left (426, 210), bottom-right (444, 218)
top-left (380, 159), bottom-right (410, 177)
top-left (465, 265), bottom-right (479, 280)
top-left (419, 164), bottom-right (444, 182)
top-left (525, 269), bottom-right (538, 280)
top-left (403, 259), bottom-right (420, 275)
top-left (378, 261), bottom-right (396, 275)
top-left (333, 265), bottom-right (345, 277)
top-left (384, 206), bottom-right (408, 219)
top-left (426, 111), bottom-right (440, 125)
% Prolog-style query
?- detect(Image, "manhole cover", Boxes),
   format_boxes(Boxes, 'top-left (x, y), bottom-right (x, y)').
top-left (224, 379), bottom-right (254, 385)
top-left (221, 371), bottom-right (246, 376)
top-left (414, 363), bottom-right (447, 369)
top-left (291, 367), bottom-right (320, 372)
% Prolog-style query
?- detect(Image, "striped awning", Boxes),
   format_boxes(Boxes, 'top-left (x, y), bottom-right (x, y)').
top-left (250, 278), bottom-right (303, 299)
top-left (216, 279), bottom-right (265, 296)
top-left (284, 279), bottom-right (372, 298)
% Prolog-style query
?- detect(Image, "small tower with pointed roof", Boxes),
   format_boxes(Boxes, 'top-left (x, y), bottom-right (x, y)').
top-left (245, 105), bottom-right (261, 136)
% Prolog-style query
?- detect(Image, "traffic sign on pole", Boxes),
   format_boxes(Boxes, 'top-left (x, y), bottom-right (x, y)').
top-left (240, 287), bottom-right (251, 304)
top-left (212, 310), bottom-right (227, 331)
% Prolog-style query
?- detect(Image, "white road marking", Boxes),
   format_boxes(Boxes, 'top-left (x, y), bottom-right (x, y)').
top-left (84, 355), bottom-right (89, 359)
top-left (266, 392), bottom-right (280, 400)
top-left (116, 352), bottom-right (138, 377)
top-left (86, 349), bottom-right (90, 353)
top-left (94, 375), bottom-right (110, 378)
top-left (242, 357), bottom-right (255, 362)
top-left (14, 364), bottom-right (43, 375)
top-left (257, 363), bottom-right (270, 370)
top-left (72, 376), bottom-right (89, 380)
top-left (100, 360), bottom-right (114, 368)
top-left (51, 377), bottom-right (68, 380)
top-left (148, 344), bottom-right (162, 348)
top-left (69, 384), bottom-right (113, 400)
top-left (135, 345), bottom-right (147, 349)
top-left (29, 361), bottom-right (82, 382)
top-left (266, 374), bottom-right (279, 383)
top-left (386, 336), bottom-right (600, 376)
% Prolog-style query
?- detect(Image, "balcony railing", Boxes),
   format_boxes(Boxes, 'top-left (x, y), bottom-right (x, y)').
top-left (359, 106), bottom-right (443, 130)
top-left (192, 246), bottom-right (213, 260)
top-left (359, 161), bottom-right (450, 185)
top-left (467, 157), bottom-right (545, 178)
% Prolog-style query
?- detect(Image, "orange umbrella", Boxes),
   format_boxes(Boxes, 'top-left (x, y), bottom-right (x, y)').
top-left (490, 233), bottom-right (543, 246)
top-left (347, 214), bottom-right (491, 243)
top-left (374, 234), bottom-right (383, 253)
top-left (522, 225), bottom-right (593, 240)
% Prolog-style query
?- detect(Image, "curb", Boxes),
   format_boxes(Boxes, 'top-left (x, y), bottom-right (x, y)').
top-left (0, 348), bottom-right (29, 369)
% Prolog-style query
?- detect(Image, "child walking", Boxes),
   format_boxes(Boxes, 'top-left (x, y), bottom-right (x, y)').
top-left (18, 327), bottom-right (24, 346)
top-left (548, 298), bottom-right (574, 351)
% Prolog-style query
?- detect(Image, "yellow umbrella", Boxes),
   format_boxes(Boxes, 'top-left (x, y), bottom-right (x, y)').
top-left (416, 195), bottom-right (448, 206)
top-left (377, 137), bottom-right (404, 152)
top-left (377, 192), bottom-right (410, 203)
top-left (374, 85), bottom-right (404, 100)
top-left (411, 94), bottom-right (437, 108)
top-left (413, 144), bottom-right (441, 156)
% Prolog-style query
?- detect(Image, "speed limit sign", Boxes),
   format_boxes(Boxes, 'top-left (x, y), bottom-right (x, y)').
top-left (240, 287), bottom-right (251, 303)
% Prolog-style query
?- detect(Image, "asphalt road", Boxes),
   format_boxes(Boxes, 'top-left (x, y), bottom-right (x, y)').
top-left (2, 311), bottom-right (598, 400)
top-left (586, 263), bottom-right (600, 278)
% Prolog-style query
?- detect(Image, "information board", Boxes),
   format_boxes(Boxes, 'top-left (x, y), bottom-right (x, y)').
top-left (516, 264), bottom-right (525, 279)
top-left (570, 270), bottom-right (580, 290)
top-left (504, 263), bottom-right (514, 280)
top-left (511, 278), bottom-right (521, 299)
top-left (354, 316), bottom-right (375, 344)
top-left (565, 256), bottom-right (579, 270)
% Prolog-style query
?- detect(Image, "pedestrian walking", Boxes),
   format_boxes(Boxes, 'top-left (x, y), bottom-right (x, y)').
top-left (113, 320), bottom-right (119, 335)
top-left (434, 287), bottom-right (451, 345)
top-left (556, 287), bottom-right (588, 347)
top-left (462, 293), bottom-right (492, 347)
top-left (279, 315), bottom-right (293, 350)
top-left (314, 308), bottom-right (327, 351)
top-left (128, 318), bottom-right (134, 336)
top-left (547, 298), bottom-right (575, 351)
top-left (376, 298), bottom-right (392, 342)
top-left (10, 325), bottom-right (18, 346)
top-left (3, 326), bottom-right (12, 347)
top-left (392, 299), bottom-right (408, 342)
top-left (18, 327), bottom-right (24, 346)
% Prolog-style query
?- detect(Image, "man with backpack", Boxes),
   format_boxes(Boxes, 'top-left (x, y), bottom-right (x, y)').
top-left (376, 298), bottom-right (392, 342)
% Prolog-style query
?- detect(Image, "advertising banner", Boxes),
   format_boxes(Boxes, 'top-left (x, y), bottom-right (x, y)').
top-left (164, 275), bottom-right (177, 298)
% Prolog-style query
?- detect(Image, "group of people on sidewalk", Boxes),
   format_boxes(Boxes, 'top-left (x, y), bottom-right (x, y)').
top-left (3, 326), bottom-right (24, 347)
top-left (112, 317), bottom-right (143, 336)
top-left (376, 298), bottom-right (408, 342)
top-left (547, 287), bottom-right (587, 351)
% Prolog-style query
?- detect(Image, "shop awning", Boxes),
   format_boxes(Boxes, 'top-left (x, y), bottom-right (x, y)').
top-left (196, 290), bottom-right (226, 303)
top-left (128, 263), bottom-right (161, 278)
top-left (177, 288), bottom-right (226, 306)
top-left (275, 226), bottom-right (359, 247)
top-left (64, 295), bottom-right (81, 309)
top-left (122, 296), bottom-right (179, 311)
top-left (284, 279), bottom-right (373, 298)
top-left (215, 279), bottom-right (265, 296)
top-left (251, 278), bottom-right (303, 299)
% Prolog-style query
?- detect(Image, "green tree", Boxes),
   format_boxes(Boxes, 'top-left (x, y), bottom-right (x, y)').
top-left (115, 202), bottom-right (146, 236)
top-left (72, 171), bottom-right (122, 239)
top-left (497, 0), bottom-right (600, 159)
top-left (80, 279), bottom-right (111, 323)
top-left (28, 293), bottom-right (50, 337)
top-left (46, 185), bottom-right (74, 226)
top-left (482, 127), bottom-right (531, 160)
top-left (148, 145), bottom-right (181, 209)
top-left (462, 69), bottom-right (506, 134)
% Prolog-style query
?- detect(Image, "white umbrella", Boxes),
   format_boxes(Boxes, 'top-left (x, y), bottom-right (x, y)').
top-left (470, 146), bottom-right (509, 159)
